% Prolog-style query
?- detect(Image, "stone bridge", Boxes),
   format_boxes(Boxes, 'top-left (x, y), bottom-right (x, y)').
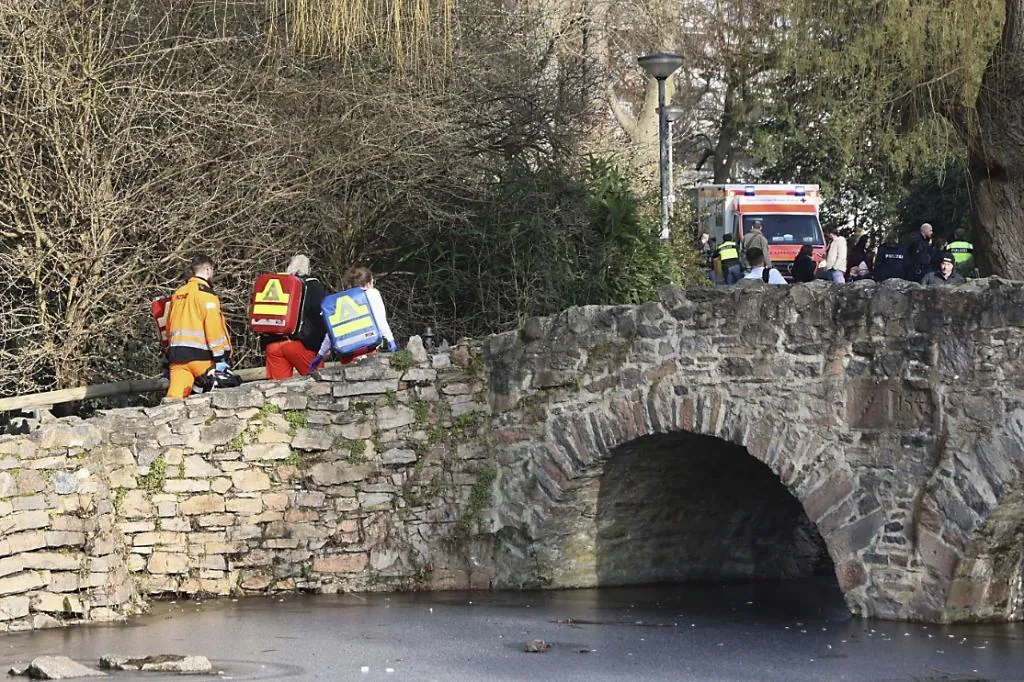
top-left (0, 279), bottom-right (1023, 631)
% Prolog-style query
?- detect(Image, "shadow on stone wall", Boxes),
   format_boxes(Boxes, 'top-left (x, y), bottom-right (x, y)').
top-left (595, 432), bottom-right (837, 589)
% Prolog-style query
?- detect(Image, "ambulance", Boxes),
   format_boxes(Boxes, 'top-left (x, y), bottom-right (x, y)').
top-left (696, 184), bottom-right (826, 280)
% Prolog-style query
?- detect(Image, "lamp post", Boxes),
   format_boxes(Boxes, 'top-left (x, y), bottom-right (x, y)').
top-left (659, 104), bottom-right (686, 216)
top-left (638, 52), bottom-right (684, 241)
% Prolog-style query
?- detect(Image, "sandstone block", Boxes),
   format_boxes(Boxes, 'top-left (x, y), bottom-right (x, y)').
top-left (118, 521), bottom-right (155, 534)
top-left (8, 510), bottom-right (49, 533)
top-left (231, 470), bottom-right (271, 492)
top-left (357, 493), bottom-right (392, 511)
top-left (32, 592), bottom-right (84, 614)
top-left (210, 385), bottom-right (265, 410)
top-left (0, 596), bottom-right (29, 621)
top-left (226, 498), bottom-right (263, 514)
top-left (162, 478), bottom-right (211, 493)
top-left (256, 428), bottom-right (292, 444)
top-left (118, 490), bottom-right (153, 519)
top-left (308, 462), bottom-right (371, 485)
top-left (183, 456), bottom-right (220, 478)
top-left (262, 492), bottom-right (289, 511)
top-left (0, 472), bottom-right (16, 498)
top-left (0, 531), bottom-right (47, 557)
top-left (0, 557), bottom-right (23, 578)
top-left (199, 418), bottom-right (247, 447)
top-left (294, 491), bottom-right (326, 508)
top-left (20, 552), bottom-right (80, 571)
top-left (147, 552), bottom-right (189, 575)
top-left (313, 553), bottom-right (368, 573)
top-left (197, 513), bottom-right (235, 528)
top-left (337, 422), bottom-right (373, 440)
top-left (45, 532), bottom-right (85, 549)
top-left (12, 495), bottom-right (46, 512)
top-left (211, 477), bottom-right (232, 494)
top-left (242, 443), bottom-right (291, 461)
top-left (178, 494), bottom-right (225, 515)
top-left (46, 573), bottom-right (81, 593)
top-left (401, 368), bottom-right (436, 384)
top-left (0, 571), bottom-right (46, 595)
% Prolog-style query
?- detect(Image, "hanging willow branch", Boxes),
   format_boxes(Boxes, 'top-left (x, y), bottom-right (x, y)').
top-left (268, 0), bottom-right (455, 65)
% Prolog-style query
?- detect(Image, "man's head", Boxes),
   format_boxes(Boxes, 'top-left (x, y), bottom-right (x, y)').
top-left (920, 222), bottom-right (933, 239)
top-left (953, 228), bottom-right (967, 241)
top-left (939, 252), bottom-right (955, 277)
top-left (189, 255), bottom-right (215, 282)
top-left (885, 231), bottom-right (899, 246)
top-left (746, 247), bottom-right (765, 267)
top-left (751, 220), bottom-right (763, 232)
top-left (824, 226), bottom-right (839, 240)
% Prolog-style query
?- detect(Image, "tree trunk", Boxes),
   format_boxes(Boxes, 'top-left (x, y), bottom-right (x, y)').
top-left (969, 0), bottom-right (1024, 277)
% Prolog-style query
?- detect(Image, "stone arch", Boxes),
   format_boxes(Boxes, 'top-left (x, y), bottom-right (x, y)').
top-left (491, 384), bottom-right (878, 617)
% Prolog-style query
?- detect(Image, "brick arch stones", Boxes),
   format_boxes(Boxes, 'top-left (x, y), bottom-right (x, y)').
top-left (482, 279), bottom-right (1024, 622)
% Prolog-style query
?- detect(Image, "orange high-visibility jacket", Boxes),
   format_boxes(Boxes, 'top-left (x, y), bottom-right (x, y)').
top-left (166, 276), bottom-right (232, 364)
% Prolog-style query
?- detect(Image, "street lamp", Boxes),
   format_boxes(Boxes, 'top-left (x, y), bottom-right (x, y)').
top-left (659, 104), bottom-right (686, 216)
top-left (638, 52), bottom-right (684, 240)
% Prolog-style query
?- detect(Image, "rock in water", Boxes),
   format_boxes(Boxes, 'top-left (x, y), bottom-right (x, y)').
top-left (522, 639), bottom-right (550, 653)
top-left (10, 656), bottom-right (106, 679)
top-left (98, 654), bottom-right (212, 674)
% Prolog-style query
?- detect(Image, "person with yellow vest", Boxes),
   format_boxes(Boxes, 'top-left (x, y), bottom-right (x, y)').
top-left (714, 235), bottom-right (742, 284)
top-left (165, 255), bottom-right (234, 399)
top-left (947, 228), bottom-right (976, 277)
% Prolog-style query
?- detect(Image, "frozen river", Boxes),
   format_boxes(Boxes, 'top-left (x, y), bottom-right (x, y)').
top-left (2, 579), bottom-right (1022, 681)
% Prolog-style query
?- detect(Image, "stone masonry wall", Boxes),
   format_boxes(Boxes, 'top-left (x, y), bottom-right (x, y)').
top-left (3, 279), bottom-right (1024, 628)
top-left (0, 340), bottom-right (496, 632)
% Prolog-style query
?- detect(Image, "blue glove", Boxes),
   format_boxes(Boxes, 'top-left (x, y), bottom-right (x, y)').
top-left (215, 359), bottom-right (230, 373)
top-left (386, 340), bottom-right (398, 353)
top-left (307, 354), bottom-right (325, 374)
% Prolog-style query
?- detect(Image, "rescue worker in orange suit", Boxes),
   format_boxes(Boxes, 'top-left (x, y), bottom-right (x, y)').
top-left (262, 254), bottom-right (328, 380)
top-left (165, 255), bottom-right (233, 399)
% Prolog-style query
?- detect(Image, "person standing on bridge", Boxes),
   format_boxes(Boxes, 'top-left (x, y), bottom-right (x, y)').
top-left (261, 254), bottom-right (328, 380)
top-left (165, 255), bottom-right (234, 399)
top-left (921, 252), bottom-right (965, 285)
top-left (906, 222), bottom-right (934, 282)
top-left (308, 266), bottom-right (398, 372)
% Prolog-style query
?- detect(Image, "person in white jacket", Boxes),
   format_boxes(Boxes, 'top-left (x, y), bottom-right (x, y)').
top-left (816, 227), bottom-right (847, 283)
top-left (308, 266), bottom-right (398, 372)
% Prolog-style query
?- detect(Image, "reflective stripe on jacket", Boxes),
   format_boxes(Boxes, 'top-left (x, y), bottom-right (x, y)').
top-left (947, 241), bottom-right (974, 265)
top-left (716, 241), bottom-right (739, 263)
top-left (166, 277), bottom-right (232, 364)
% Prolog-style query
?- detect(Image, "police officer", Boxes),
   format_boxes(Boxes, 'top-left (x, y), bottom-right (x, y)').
top-left (714, 234), bottom-right (742, 285)
top-left (873, 232), bottom-right (909, 282)
top-left (947, 228), bottom-right (976, 277)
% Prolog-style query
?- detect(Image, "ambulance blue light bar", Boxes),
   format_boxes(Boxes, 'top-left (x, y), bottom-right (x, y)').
top-left (794, 185), bottom-right (806, 196)
top-left (744, 185), bottom-right (756, 196)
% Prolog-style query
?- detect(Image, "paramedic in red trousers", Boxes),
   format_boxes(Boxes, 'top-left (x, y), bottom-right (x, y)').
top-left (262, 254), bottom-right (328, 380)
top-left (309, 266), bottom-right (397, 372)
top-left (165, 255), bottom-right (233, 398)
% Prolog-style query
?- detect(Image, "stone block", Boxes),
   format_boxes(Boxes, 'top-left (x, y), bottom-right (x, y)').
top-left (294, 491), bottom-right (327, 508)
top-left (262, 492), bottom-right (289, 511)
top-left (0, 571), bottom-right (46, 595)
top-left (242, 443), bottom-right (291, 461)
top-left (12, 495), bottom-right (46, 512)
top-left (332, 380), bottom-right (398, 397)
top-left (163, 478), bottom-right (211, 493)
top-left (308, 462), bottom-right (372, 486)
top-left (0, 596), bottom-right (30, 621)
top-left (0, 531), bottom-right (47, 557)
top-left (0, 472), bottom-right (15, 498)
top-left (376, 405), bottom-right (415, 431)
top-left (401, 368), bottom-right (436, 384)
top-left (198, 419), bottom-right (247, 447)
top-left (357, 493), bottom-right (392, 511)
top-left (46, 572), bottom-right (81, 593)
top-left (156, 501), bottom-right (178, 518)
top-left (256, 428), bottom-right (292, 444)
top-left (197, 513), bottom-right (235, 527)
top-left (45, 532), bottom-right (85, 549)
top-left (226, 498), bottom-right (262, 514)
top-left (313, 553), bottom-right (368, 573)
top-left (210, 385), bottom-right (265, 410)
top-left (337, 422), bottom-right (373, 440)
top-left (19, 552), bottom-right (80, 571)
top-left (132, 531), bottom-right (185, 547)
top-left (211, 477), bottom-right (233, 494)
top-left (292, 429), bottom-right (334, 451)
top-left (183, 455), bottom-right (220, 478)
top-left (231, 470), bottom-right (271, 492)
top-left (148, 552), bottom-right (189, 574)
top-left (118, 490), bottom-right (153, 519)
top-left (381, 448), bottom-right (417, 466)
top-left (32, 592), bottom-right (84, 614)
top-left (118, 521), bottom-right (155, 534)
top-left (0, 556), bottom-right (23, 578)
top-left (15, 470), bottom-right (46, 495)
top-left (178, 494), bottom-right (225, 515)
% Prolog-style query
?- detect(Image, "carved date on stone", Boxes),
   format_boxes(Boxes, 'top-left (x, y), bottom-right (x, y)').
top-left (847, 380), bottom-right (933, 430)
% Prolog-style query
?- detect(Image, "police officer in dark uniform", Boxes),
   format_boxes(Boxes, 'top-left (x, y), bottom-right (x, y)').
top-left (873, 232), bottom-right (909, 281)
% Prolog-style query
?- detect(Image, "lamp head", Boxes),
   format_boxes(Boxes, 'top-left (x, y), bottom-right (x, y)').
top-left (638, 52), bottom-right (684, 80)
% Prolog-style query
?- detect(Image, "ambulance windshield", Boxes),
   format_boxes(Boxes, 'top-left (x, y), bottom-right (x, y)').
top-left (744, 215), bottom-right (824, 246)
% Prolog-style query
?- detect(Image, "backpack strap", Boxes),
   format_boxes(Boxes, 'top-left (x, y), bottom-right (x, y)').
top-left (762, 267), bottom-right (771, 283)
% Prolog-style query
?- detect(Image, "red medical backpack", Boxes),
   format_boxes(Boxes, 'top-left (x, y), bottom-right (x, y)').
top-left (248, 273), bottom-right (305, 336)
top-left (150, 296), bottom-right (172, 357)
